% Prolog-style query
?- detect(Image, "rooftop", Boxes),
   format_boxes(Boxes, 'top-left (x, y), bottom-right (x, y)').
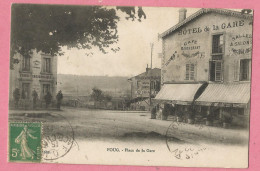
top-left (128, 68), bottom-right (161, 80)
top-left (160, 8), bottom-right (253, 38)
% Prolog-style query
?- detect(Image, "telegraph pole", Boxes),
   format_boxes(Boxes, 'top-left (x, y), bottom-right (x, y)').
top-left (149, 43), bottom-right (154, 107)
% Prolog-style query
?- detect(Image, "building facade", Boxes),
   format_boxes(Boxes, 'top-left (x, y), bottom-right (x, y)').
top-left (155, 8), bottom-right (252, 127)
top-left (9, 50), bottom-right (57, 104)
top-left (128, 67), bottom-right (161, 110)
top-left (128, 67), bottom-right (161, 99)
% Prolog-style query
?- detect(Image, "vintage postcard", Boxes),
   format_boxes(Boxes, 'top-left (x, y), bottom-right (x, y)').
top-left (8, 4), bottom-right (253, 168)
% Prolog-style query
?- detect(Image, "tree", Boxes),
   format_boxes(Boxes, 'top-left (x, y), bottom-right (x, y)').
top-left (104, 94), bottom-right (112, 102)
top-left (10, 4), bottom-right (146, 69)
top-left (91, 88), bottom-right (104, 102)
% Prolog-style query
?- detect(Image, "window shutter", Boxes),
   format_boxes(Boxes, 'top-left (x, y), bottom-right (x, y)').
top-left (190, 64), bottom-right (195, 80)
top-left (185, 64), bottom-right (190, 80)
top-left (209, 61), bottom-right (212, 81)
top-left (215, 61), bottom-right (222, 81)
top-left (221, 61), bottom-right (224, 81)
top-left (249, 60), bottom-right (252, 81)
top-left (42, 57), bottom-right (45, 72)
top-left (234, 60), bottom-right (239, 81)
top-left (193, 63), bottom-right (197, 81)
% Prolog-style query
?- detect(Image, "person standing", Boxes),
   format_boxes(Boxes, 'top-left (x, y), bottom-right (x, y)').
top-left (56, 90), bottom-right (63, 110)
top-left (13, 88), bottom-right (20, 109)
top-left (32, 90), bottom-right (38, 109)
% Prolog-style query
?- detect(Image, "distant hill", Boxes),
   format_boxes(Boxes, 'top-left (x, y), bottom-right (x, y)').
top-left (57, 74), bottom-right (131, 96)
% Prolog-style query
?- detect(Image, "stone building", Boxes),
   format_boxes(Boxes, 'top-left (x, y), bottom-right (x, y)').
top-left (128, 67), bottom-right (161, 99)
top-left (9, 50), bottom-right (57, 105)
top-left (155, 8), bottom-right (253, 127)
top-left (128, 67), bottom-right (161, 110)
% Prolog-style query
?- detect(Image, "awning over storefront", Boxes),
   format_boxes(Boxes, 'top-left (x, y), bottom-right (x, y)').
top-left (195, 83), bottom-right (250, 107)
top-left (154, 83), bottom-right (202, 104)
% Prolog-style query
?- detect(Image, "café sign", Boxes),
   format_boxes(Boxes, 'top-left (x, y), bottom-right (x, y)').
top-left (20, 73), bottom-right (52, 80)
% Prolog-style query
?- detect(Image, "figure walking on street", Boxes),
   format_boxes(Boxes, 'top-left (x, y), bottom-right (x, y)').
top-left (56, 90), bottom-right (63, 110)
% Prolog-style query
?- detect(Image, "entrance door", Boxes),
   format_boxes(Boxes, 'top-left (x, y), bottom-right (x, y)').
top-left (22, 83), bottom-right (30, 99)
top-left (42, 84), bottom-right (50, 97)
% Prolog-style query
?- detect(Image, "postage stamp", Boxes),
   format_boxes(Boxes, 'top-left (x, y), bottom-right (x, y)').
top-left (9, 122), bottom-right (42, 162)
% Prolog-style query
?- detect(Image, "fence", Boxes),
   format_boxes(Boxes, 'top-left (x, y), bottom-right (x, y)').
top-left (9, 99), bottom-right (58, 110)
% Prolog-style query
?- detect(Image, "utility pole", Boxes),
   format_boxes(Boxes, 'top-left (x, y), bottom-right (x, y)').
top-left (149, 43), bottom-right (154, 107)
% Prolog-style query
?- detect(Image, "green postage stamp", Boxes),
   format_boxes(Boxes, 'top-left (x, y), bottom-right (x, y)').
top-left (9, 122), bottom-right (42, 162)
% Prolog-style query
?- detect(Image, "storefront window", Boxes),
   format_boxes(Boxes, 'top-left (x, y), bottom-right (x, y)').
top-left (22, 56), bottom-right (30, 71)
top-left (240, 59), bottom-right (251, 81)
top-left (238, 108), bottom-right (245, 115)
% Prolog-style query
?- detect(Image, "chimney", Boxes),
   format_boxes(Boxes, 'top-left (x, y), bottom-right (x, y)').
top-left (146, 64), bottom-right (149, 72)
top-left (179, 8), bottom-right (187, 22)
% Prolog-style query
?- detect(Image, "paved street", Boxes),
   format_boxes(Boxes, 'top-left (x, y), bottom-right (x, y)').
top-left (9, 107), bottom-right (249, 166)
top-left (9, 107), bottom-right (248, 145)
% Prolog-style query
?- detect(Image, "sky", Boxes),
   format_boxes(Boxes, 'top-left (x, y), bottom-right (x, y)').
top-left (57, 7), bottom-right (199, 77)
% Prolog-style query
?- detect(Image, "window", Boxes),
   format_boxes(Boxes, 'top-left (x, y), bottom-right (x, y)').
top-left (210, 34), bottom-right (224, 81)
top-left (42, 58), bottom-right (51, 73)
top-left (136, 81), bottom-right (140, 89)
top-left (185, 63), bottom-right (195, 80)
top-left (155, 81), bottom-right (161, 91)
top-left (150, 81), bottom-right (156, 90)
top-left (212, 34), bottom-right (224, 54)
top-left (209, 61), bottom-right (223, 81)
top-left (240, 59), bottom-right (251, 81)
top-left (42, 84), bottom-right (50, 96)
top-left (22, 83), bottom-right (30, 99)
top-left (22, 56), bottom-right (30, 71)
top-left (238, 108), bottom-right (245, 115)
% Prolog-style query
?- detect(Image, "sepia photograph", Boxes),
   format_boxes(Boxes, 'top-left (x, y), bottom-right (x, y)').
top-left (8, 4), bottom-right (253, 168)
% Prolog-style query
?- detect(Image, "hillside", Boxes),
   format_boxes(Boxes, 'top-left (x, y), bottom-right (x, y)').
top-left (57, 74), bottom-right (131, 96)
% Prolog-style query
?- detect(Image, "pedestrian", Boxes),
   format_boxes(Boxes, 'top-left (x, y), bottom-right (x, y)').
top-left (44, 91), bottom-right (52, 109)
top-left (13, 88), bottom-right (20, 109)
top-left (32, 90), bottom-right (38, 109)
top-left (56, 90), bottom-right (63, 110)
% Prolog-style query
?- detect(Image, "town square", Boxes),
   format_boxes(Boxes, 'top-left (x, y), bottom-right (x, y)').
top-left (8, 4), bottom-right (252, 167)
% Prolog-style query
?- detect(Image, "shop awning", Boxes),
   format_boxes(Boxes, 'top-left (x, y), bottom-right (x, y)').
top-left (195, 83), bottom-right (250, 107)
top-left (154, 83), bottom-right (202, 104)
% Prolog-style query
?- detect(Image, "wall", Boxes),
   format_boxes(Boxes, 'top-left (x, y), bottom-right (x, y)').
top-left (9, 50), bottom-right (57, 101)
top-left (130, 76), bottom-right (161, 98)
top-left (162, 12), bottom-right (253, 84)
